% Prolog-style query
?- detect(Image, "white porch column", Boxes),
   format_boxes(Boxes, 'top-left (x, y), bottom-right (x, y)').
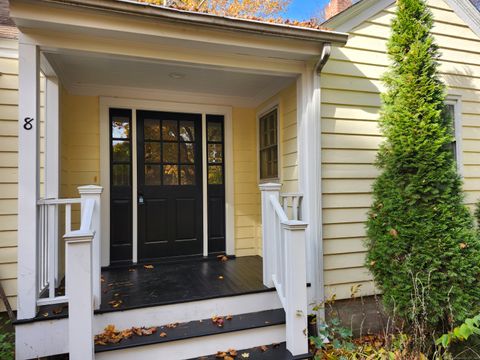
top-left (297, 64), bottom-right (324, 317)
top-left (64, 234), bottom-right (94, 360)
top-left (283, 221), bottom-right (309, 356)
top-left (45, 77), bottom-right (60, 290)
top-left (17, 40), bottom-right (40, 319)
top-left (259, 183), bottom-right (281, 288)
top-left (78, 185), bottom-right (103, 309)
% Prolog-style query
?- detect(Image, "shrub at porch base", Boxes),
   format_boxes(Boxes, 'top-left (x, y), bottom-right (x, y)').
top-left (365, 0), bottom-right (480, 344)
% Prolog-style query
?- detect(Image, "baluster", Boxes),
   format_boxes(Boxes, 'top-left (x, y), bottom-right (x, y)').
top-left (43, 204), bottom-right (48, 290)
top-left (65, 203), bottom-right (71, 234)
top-left (48, 204), bottom-right (56, 299)
top-left (292, 196), bottom-right (299, 221)
top-left (282, 196), bottom-right (288, 217)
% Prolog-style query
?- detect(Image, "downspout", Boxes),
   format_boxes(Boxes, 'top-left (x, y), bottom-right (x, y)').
top-left (312, 42), bottom-right (331, 322)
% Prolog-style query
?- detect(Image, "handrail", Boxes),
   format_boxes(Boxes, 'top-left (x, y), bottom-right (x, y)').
top-left (260, 183), bottom-right (308, 356)
top-left (37, 198), bottom-right (82, 205)
top-left (269, 194), bottom-right (288, 222)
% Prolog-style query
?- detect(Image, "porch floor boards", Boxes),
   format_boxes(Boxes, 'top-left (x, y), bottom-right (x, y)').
top-left (30, 256), bottom-right (268, 321)
top-left (100, 255), bottom-right (268, 312)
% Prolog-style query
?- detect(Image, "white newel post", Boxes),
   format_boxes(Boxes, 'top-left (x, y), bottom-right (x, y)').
top-left (17, 40), bottom-right (40, 319)
top-left (259, 183), bottom-right (282, 288)
top-left (78, 185), bottom-right (103, 309)
top-left (65, 234), bottom-right (94, 360)
top-left (283, 221), bottom-right (309, 356)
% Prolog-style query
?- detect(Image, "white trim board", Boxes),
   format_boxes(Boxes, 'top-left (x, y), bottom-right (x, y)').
top-left (324, 0), bottom-right (480, 40)
top-left (99, 97), bottom-right (235, 266)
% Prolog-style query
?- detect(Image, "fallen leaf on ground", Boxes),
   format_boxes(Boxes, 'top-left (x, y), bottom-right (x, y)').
top-left (108, 300), bottom-right (123, 308)
top-left (218, 275), bottom-right (224, 280)
top-left (211, 315), bottom-right (225, 327)
top-left (217, 255), bottom-right (229, 262)
top-left (260, 345), bottom-right (268, 352)
top-left (128, 268), bottom-right (136, 272)
top-left (241, 353), bottom-right (250, 358)
top-left (216, 351), bottom-right (227, 358)
top-left (226, 315), bottom-right (233, 320)
top-left (42, 312), bottom-right (49, 317)
top-left (52, 306), bottom-right (66, 315)
top-left (460, 243), bottom-right (468, 249)
top-left (228, 348), bottom-right (237, 356)
top-left (166, 322), bottom-right (179, 329)
top-left (159, 332), bottom-right (167, 338)
top-left (144, 264), bottom-right (154, 269)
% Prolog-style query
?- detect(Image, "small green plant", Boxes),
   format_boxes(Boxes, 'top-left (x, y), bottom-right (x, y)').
top-left (436, 314), bottom-right (480, 349)
top-left (310, 317), bottom-right (355, 358)
top-left (0, 321), bottom-right (14, 360)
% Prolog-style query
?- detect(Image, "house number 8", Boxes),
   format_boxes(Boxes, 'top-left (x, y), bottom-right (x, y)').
top-left (23, 117), bottom-right (34, 130)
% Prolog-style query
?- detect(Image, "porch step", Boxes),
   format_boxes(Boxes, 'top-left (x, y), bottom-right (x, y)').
top-left (95, 309), bottom-right (287, 360)
top-left (15, 290), bottom-right (284, 359)
top-left (189, 342), bottom-right (313, 360)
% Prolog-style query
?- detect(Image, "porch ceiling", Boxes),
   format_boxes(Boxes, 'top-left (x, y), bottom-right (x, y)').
top-left (44, 50), bottom-right (295, 107)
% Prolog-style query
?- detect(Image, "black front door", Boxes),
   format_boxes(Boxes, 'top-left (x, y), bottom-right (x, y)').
top-left (137, 111), bottom-right (203, 261)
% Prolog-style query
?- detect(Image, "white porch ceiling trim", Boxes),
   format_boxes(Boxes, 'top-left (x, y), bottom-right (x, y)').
top-left (66, 80), bottom-right (293, 108)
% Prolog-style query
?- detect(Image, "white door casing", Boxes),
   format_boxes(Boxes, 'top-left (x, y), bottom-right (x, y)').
top-left (99, 97), bottom-right (234, 266)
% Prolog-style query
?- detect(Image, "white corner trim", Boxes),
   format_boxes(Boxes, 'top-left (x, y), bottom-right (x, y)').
top-left (323, 0), bottom-right (394, 33)
top-left (444, 0), bottom-right (480, 39)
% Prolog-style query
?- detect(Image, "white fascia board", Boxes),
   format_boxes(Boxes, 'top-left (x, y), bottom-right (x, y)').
top-left (444, 0), bottom-right (480, 39)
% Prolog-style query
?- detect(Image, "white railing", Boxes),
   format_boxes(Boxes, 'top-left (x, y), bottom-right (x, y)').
top-left (259, 183), bottom-right (309, 356)
top-left (37, 185), bottom-right (102, 360)
top-left (36, 185), bottom-right (102, 309)
top-left (37, 197), bottom-right (82, 305)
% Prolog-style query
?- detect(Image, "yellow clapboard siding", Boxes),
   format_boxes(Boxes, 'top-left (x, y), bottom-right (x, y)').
top-left (322, 149), bottom-right (377, 164)
top-left (325, 252), bottom-right (367, 270)
top-left (323, 208), bottom-right (369, 225)
top-left (322, 0), bottom-right (480, 299)
top-left (325, 281), bottom-right (377, 300)
top-left (324, 238), bottom-right (367, 255)
top-left (325, 267), bottom-right (372, 286)
top-left (0, 231), bottom-right (17, 247)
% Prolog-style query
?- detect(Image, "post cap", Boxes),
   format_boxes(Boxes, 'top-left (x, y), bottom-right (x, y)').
top-left (259, 183), bottom-right (282, 192)
top-left (78, 185), bottom-right (103, 195)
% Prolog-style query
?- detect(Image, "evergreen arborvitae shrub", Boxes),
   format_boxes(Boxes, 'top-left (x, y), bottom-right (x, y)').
top-left (366, 0), bottom-right (480, 335)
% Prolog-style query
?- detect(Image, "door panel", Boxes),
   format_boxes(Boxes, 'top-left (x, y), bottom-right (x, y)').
top-left (137, 111), bottom-right (203, 261)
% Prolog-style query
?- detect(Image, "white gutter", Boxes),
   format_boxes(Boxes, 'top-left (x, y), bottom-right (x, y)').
top-left (29, 0), bottom-right (349, 45)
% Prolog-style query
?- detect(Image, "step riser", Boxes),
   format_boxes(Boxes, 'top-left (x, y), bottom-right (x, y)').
top-left (96, 324), bottom-right (286, 360)
top-left (94, 291), bottom-right (282, 333)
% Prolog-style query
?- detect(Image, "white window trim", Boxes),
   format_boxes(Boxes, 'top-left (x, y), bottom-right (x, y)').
top-left (446, 95), bottom-right (463, 176)
top-left (256, 102), bottom-right (281, 184)
top-left (100, 97), bottom-right (235, 266)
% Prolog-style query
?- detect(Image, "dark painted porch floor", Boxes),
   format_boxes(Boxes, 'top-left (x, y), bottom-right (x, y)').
top-left (26, 256), bottom-right (268, 322)
top-left (100, 255), bottom-right (268, 312)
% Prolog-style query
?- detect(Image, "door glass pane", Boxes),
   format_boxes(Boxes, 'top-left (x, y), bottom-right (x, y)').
top-left (208, 144), bottom-right (223, 164)
top-left (180, 121), bottom-right (195, 142)
top-left (144, 142), bottom-right (161, 163)
top-left (180, 143), bottom-right (195, 164)
top-left (112, 140), bottom-right (130, 162)
top-left (112, 164), bottom-right (130, 186)
top-left (163, 165), bottom-right (179, 185)
top-left (163, 143), bottom-right (178, 163)
top-left (180, 165), bottom-right (195, 185)
top-left (207, 122), bottom-right (222, 142)
top-left (145, 165), bottom-right (161, 185)
top-left (162, 120), bottom-right (178, 141)
top-left (112, 118), bottom-right (130, 139)
top-left (208, 165), bottom-right (223, 185)
top-left (144, 119), bottom-right (161, 140)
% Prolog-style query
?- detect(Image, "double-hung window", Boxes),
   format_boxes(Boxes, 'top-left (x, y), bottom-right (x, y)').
top-left (259, 109), bottom-right (279, 181)
top-left (443, 97), bottom-right (462, 174)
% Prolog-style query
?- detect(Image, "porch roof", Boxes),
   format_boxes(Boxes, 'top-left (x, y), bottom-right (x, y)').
top-left (19, 0), bottom-right (348, 45)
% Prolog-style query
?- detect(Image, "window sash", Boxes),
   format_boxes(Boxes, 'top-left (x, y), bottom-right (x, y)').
top-left (259, 109), bottom-right (278, 180)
